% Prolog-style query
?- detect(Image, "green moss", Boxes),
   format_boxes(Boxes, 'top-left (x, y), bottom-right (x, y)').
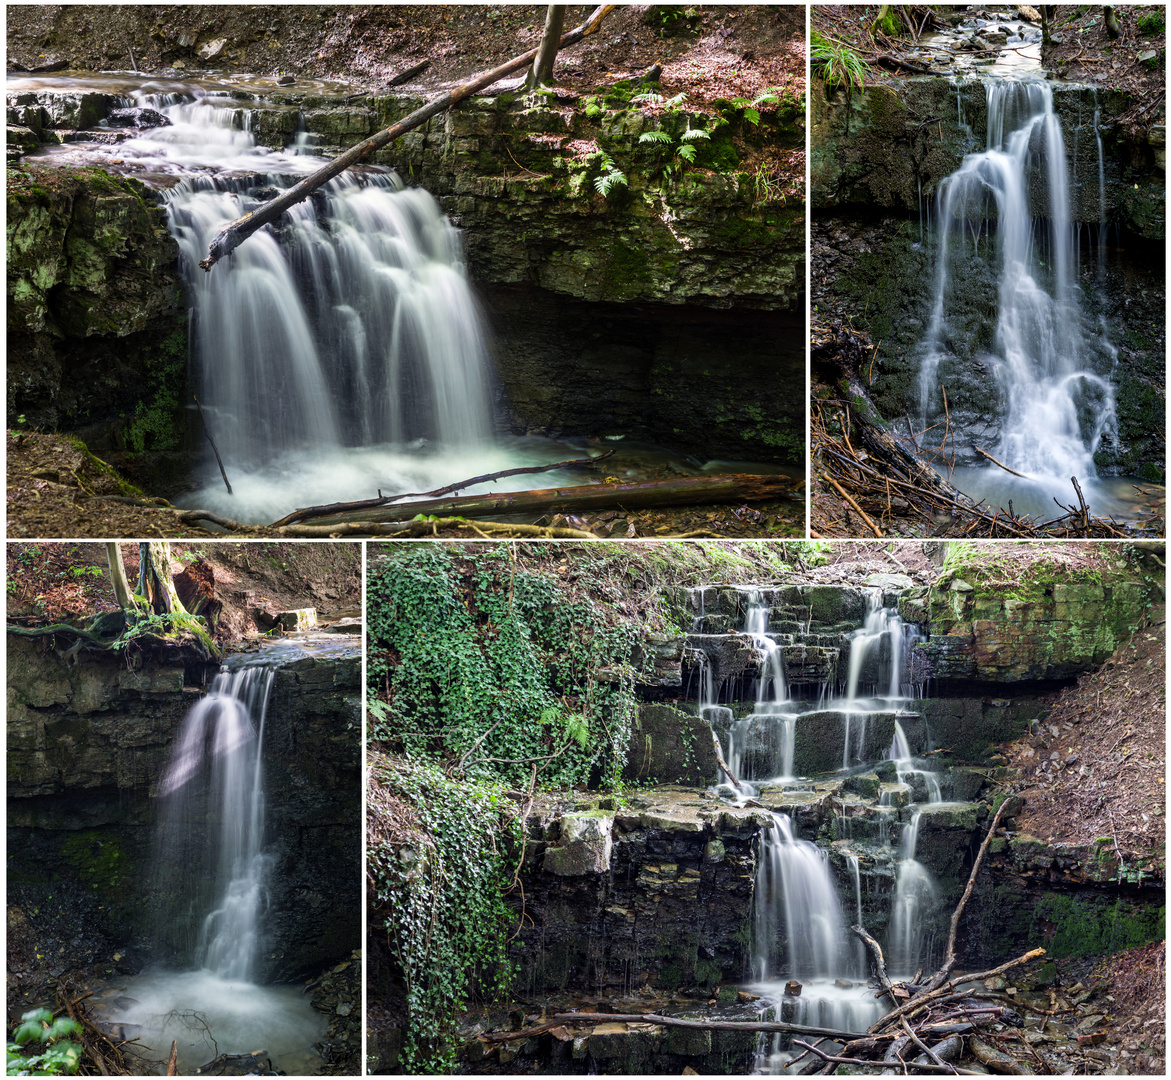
top-left (602, 242), bottom-right (652, 296)
top-left (1138, 9), bottom-right (1165, 33)
top-left (124, 328), bottom-right (187, 452)
top-left (694, 959), bottom-right (722, 989)
top-left (61, 830), bottom-right (128, 893)
top-left (1032, 894), bottom-right (1164, 958)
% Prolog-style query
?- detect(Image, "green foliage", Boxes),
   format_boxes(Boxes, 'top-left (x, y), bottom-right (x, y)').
top-left (811, 32), bottom-right (870, 97)
top-left (592, 150), bottom-right (628, 197)
top-left (7, 1009), bottom-right (83, 1076)
top-left (1137, 8), bottom-right (1165, 33)
top-left (367, 545), bottom-right (645, 789)
top-left (125, 329), bottom-right (187, 453)
top-left (367, 758), bottom-right (519, 1072)
top-left (728, 87), bottom-right (783, 127)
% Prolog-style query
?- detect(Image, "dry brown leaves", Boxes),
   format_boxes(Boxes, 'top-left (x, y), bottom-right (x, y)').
top-left (1003, 610), bottom-right (1166, 860)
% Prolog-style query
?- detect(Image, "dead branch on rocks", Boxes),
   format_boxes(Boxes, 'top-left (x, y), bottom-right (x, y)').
top-left (199, 6), bottom-right (616, 270)
top-left (268, 451), bottom-right (613, 527)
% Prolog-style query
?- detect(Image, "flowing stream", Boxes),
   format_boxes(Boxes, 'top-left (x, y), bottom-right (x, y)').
top-left (916, 75), bottom-right (1129, 519)
top-left (95, 656), bottom-right (325, 1074)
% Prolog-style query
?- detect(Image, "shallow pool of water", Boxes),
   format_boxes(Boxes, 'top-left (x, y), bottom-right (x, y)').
top-left (94, 969), bottom-right (326, 1075)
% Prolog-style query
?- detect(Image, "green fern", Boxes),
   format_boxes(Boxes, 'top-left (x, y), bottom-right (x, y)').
top-left (593, 151), bottom-right (628, 196)
top-left (676, 143), bottom-right (697, 163)
top-left (638, 130), bottom-right (673, 144)
top-left (680, 126), bottom-right (710, 142)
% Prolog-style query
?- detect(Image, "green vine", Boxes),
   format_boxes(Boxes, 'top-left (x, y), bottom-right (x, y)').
top-left (367, 756), bottom-right (520, 1072)
top-left (367, 545), bottom-right (643, 789)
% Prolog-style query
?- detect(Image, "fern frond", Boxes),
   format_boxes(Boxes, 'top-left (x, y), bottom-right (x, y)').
top-left (632, 91), bottom-right (663, 104)
top-left (676, 143), bottom-right (697, 163)
top-left (594, 169), bottom-right (628, 196)
top-left (639, 130), bottom-right (673, 143)
top-left (680, 127), bottom-right (710, 141)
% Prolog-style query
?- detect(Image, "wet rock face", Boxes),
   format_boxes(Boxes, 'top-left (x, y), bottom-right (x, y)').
top-left (625, 705), bottom-right (719, 787)
top-left (811, 80), bottom-right (1164, 238)
top-left (508, 792), bottom-right (769, 994)
top-left (6, 643), bottom-right (361, 983)
top-left (481, 286), bottom-right (803, 464)
top-left (7, 166), bottom-right (186, 439)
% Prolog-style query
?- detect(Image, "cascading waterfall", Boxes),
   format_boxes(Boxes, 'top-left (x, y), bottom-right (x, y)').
top-left (885, 810), bottom-right (942, 980)
top-left (68, 83), bottom-right (582, 523)
top-left (733, 587), bottom-right (949, 1073)
top-left (105, 658), bottom-right (325, 1073)
top-left (917, 77), bottom-right (1121, 517)
top-left (714, 590), bottom-right (798, 792)
top-left (752, 815), bottom-right (878, 1073)
top-left (157, 664), bottom-right (274, 980)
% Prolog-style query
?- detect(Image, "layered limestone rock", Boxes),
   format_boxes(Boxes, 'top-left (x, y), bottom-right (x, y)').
top-left (6, 166), bottom-right (186, 439)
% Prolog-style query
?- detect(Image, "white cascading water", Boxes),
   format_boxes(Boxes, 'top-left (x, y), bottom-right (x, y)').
top-left (56, 83), bottom-right (580, 523)
top-left (157, 664), bottom-right (274, 980)
top-left (917, 78), bottom-right (1120, 517)
top-left (716, 590), bottom-right (798, 792)
top-left (752, 814), bottom-right (879, 1073)
top-left (885, 810), bottom-right (941, 980)
top-left (110, 661), bottom-right (325, 1073)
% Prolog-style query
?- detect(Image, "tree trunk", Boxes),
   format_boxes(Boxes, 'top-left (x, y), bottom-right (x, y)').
top-left (106, 543), bottom-right (140, 612)
top-left (1103, 5), bottom-right (1121, 38)
top-left (303, 473), bottom-right (804, 527)
top-left (136, 542), bottom-right (188, 616)
top-left (527, 5), bottom-right (568, 88)
top-left (200, 5), bottom-right (616, 271)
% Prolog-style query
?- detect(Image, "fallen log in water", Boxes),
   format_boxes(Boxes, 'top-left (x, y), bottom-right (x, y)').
top-left (199, 5), bottom-right (616, 270)
top-left (297, 473), bottom-right (804, 528)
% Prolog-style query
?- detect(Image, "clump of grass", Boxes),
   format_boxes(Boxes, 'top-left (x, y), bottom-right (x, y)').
top-left (811, 32), bottom-right (870, 97)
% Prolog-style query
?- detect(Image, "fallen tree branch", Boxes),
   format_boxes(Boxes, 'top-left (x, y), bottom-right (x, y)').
top-left (867, 949), bottom-right (1047, 1034)
top-left (298, 473), bottom-right (803, 527)
top-left (552, 1012), bottom-right (869, 1040)
top-left (268, 451), bottom-right (613, 527)
top-left (927, 795), bottom-right (1014, 991)
top-left (851, 923), bottom-right (900, 1004)
top-left (199, 5), bottom-right (617, 270)
top-left (973, 446), bottom-right (1030, 480)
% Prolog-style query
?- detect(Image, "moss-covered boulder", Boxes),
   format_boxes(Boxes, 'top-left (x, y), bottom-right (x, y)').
top-left (7, 164), bottom-right (186, 450)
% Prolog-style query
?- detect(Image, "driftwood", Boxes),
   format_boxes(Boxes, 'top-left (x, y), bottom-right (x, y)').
top-left (811, 341), bottom-right (1160, 539)
top-left (199, 5), bottom-right (616, 270)
top-left (386, 59), bottom-right (430, 87)
top-left (550, 1012), bottom-right (869, 1040)
top-left (268, 451), bottom-right (613, 527)
top-left (296, 473), bottom-right (803, 528)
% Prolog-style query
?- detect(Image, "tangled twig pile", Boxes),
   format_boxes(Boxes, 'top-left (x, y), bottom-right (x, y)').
top-left (811, 320), bottom-right (1164, 539)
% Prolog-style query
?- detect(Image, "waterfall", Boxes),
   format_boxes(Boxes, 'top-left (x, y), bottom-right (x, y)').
top-left (752, 815), bottom-right (879, 1073)
top-left (157, 663), bottom-right (274, 980)
top-left (710, 589), bottom-right (797, 790)
top-left (886, 811), bottom-right (941, 979)
top-left (917, 77), bottom-right (1119, 513)
top-left (81, 84), bottom-right (578, 523)
top-left (754, 814), bottom-right (859, 983)
top-left (107, 656), bottom-right (327, 1074)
